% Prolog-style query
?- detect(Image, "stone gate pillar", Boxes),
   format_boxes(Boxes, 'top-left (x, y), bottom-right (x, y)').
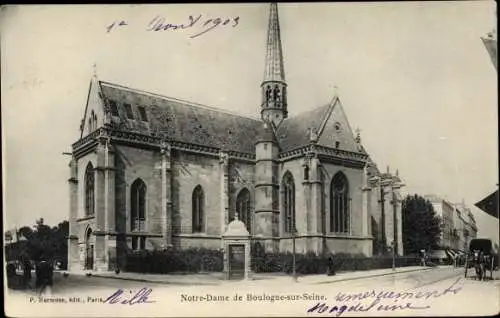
top-left (222, 216), bottom-right (251, 280)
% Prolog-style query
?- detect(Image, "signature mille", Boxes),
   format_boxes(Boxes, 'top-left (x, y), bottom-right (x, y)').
top-left (104, 287), bottom-right (155, 305)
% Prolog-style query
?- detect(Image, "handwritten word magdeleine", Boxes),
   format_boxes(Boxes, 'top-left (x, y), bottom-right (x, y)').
top-left (106, 15), bottom-right (240, 38)
top-left (307, 277), bottom-right (462, 316)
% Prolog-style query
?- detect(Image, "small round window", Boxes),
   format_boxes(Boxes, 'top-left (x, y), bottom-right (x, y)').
top-left (334, 123), bottom-right (341, 131)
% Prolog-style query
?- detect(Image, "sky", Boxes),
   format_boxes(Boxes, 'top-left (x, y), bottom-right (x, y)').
top-left (1, 2), bottom-right (498, 244)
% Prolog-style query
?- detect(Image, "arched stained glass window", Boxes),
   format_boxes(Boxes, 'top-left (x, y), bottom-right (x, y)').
top-left (192, 185), bottom-right (204, 233)
top-left (330, 172), bottom-right (350, 233)
top-left (85, 163), bottom-right (95, 216)
top-left (131, 179), bottom-right (146, 232)
top-left (282, 172), bottom-right (296, 234)
top-left (236, 188), bottom-right (252, 233)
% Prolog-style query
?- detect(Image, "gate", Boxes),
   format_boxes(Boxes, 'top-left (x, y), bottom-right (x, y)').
top-left (228, 244), bottom-right (245, 280)
top-left (85, 244), bottom-right (94, 270)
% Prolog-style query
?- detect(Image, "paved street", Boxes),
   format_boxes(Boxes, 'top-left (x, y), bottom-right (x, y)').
top-left (6, 266), bottom-right (500, 317)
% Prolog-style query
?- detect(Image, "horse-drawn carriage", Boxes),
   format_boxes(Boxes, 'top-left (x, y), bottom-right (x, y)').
top-left (464, 238), bottom-right (495, 280)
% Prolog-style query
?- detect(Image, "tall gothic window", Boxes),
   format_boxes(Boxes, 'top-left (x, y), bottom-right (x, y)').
top-left (84, 163), bottom-right (95, 216)
top-left (330, 172), bottom-right (350, 233)
top-left (131, 179), bottom-right (146, 232)
top-left (192, 185), bottom-right (204, 233)
top-left (236, 188), bottom-right (251, 233)
top-left (283, 172), bottom-right (296, 234)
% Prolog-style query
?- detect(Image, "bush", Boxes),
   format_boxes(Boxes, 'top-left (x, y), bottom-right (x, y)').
top-left (250, 249), bottom-right (419, 275)
top-left (124, 248), bottom-right (223, 274)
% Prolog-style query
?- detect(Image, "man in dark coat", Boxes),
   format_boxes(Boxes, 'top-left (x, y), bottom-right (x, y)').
top-left (327, 254), bottom-right (336, 276)
top-left (35, 258), bottom-right (53, 294)
top-left (22, 258), bottom-right (32, 288)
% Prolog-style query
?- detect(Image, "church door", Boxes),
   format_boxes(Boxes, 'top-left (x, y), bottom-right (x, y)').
top-left (85, 229), bottom-right (94, 270)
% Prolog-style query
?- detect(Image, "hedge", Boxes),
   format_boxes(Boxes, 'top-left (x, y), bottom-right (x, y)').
top-left (124, 247), bottom-right (421, 275)
top-left (124, 248), bottom-right (223, 274)
top-left (250, 251), bottom-right (420, 275)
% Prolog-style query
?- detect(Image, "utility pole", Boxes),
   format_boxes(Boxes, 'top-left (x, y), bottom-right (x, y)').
top-left (379, 186), bottom-right (387, 251)
top-left (390, 193), bottom-right (398, 270)
top-left (292, 221), bottom-right (297, 282)
top-left (392, 240), bottom-right (396, 271)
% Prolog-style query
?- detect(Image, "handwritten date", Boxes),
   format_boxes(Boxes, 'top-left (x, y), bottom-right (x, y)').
top-left (106, 15), bottom-right (240, 38)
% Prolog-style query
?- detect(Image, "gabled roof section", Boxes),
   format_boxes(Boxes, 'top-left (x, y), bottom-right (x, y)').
top-left (99, 81), bottom-right (263, 154)
top-left (80, 75), bottom-right (106, 139)
top-left (317, 96), bottom-right (360, 153)
top-left (276, 95), bottom-right (363, 153)
top-left (276, 103), bottom-right (331, 151)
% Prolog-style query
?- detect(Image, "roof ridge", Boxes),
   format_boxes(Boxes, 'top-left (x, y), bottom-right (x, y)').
top-left (316, 95), bottom-right (339, 137)
top-left (99, 80), bottom-right (262, 122)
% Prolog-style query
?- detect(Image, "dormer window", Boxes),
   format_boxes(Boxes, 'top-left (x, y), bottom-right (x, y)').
top-left (124, 103), bottom-right (134, 119)
top-left (109, 100), bottom-right (119, 116)
top-left (138, 106), bottom-right (148, 122)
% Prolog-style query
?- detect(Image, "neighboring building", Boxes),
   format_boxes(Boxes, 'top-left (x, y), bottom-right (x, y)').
top-left (425, 195), bottom-right (455, 249)
top-left (466, 210), bottom-right (478, 245)
top-left (67, 3), bottom-right (404, 272)
top-left (453, 202), bottom-right (478, 251)
top-left (424, 196), bottom-right (479, 252)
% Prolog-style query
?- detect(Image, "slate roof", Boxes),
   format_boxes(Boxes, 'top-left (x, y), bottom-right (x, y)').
top-left (100, 82), bottom-right (262, 154)
top-left (276, 104), bottom-right (330, 151)
top-left (98, 81), bottom-right (365, 156)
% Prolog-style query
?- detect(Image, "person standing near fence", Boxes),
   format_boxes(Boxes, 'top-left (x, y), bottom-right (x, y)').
top-left (36, 258), bottom-right (53, 296)
top-left (420, 249), bottom-right (426, 267)
top-left (327, 254), bottom-right (336, 276)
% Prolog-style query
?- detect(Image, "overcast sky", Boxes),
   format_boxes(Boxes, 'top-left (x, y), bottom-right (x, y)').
top-left (1, 2), bottom-right (498, 244)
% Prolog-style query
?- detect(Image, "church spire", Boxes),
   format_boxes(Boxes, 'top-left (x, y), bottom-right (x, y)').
top-left (264, 3), bottom-right (285, 83)
top-left (261, 3), bottom-right (288, 128)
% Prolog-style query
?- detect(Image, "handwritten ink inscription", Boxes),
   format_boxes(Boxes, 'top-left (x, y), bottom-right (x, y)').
top-left (307, 278), bottom-right (463, 316)
top-left (104, 287), bottom-right (155, 305)
top-left (106, 15), bottom-right (240, 38)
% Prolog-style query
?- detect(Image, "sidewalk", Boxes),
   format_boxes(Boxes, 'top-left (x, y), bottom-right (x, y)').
top-left (294, 265), bottom-right (435, 285)
top-left (72, 265), bottom-right (435, 286)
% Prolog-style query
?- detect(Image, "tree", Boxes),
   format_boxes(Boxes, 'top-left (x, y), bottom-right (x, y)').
top-left (18, 226), bottom-right (34, 240)
top-left (13, 219), bottom-right (69, 268)
top-left (402, 194), bottom-right (442, 254)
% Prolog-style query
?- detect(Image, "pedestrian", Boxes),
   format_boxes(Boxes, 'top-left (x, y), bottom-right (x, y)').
top-left (36, 258), bottom-right (53, 295)
top-left (22, 257), bottom-right (32, 289)
top-left (420, 249), bottom-right (426, 267)
top-left (327, 254), bottom-right (336, 276)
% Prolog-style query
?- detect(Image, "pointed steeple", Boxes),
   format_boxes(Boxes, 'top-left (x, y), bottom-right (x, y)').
top-left (261, 3), bottom-right (288, 128)
top-left (264, 3), bottom-right (285, 83)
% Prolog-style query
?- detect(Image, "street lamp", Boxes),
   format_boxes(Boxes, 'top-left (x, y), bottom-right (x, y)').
top-left (391, 240), bottom-right (396, 271)
top-left (292, 223), bottom-right (297, 282)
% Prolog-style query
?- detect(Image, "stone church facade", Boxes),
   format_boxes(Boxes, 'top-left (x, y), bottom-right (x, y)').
top-left (67, 3), bottom-right (404, 272)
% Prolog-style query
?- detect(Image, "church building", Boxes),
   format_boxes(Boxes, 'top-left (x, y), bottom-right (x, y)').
top-left (67, 3), bottom-right (404, 272)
